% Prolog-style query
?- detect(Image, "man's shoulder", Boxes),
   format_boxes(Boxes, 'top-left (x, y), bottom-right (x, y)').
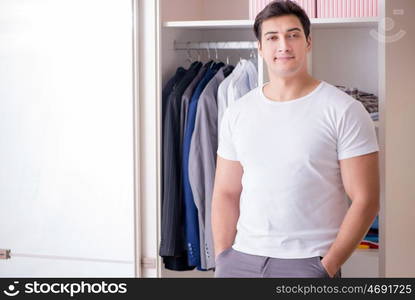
top-left (227, 87), bottom-right (260, 111)
top-left (317, 81), bottom-right (357, 111)
top-left (221, 88), bottom-right (259, 124)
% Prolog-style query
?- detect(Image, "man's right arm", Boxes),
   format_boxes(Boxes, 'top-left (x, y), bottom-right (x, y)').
top-left (211, 155), bottom-right (243, 259)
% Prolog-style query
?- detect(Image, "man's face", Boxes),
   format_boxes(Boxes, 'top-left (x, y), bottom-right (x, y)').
top-left (258, 15), bottom-right (311, 78)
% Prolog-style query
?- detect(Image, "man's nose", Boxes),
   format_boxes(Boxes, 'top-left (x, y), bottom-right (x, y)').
top-left (277, 38), bottom-right (291, 53)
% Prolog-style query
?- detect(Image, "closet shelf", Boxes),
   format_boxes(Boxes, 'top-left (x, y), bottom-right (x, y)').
top-left (163, 20), bottom-right (253, 29)
top-left (311, 17), bottom-right (380, 28)
top-left (163, 18), bottom-right (380, 30)
top-left (355, 248), bottom-right (379, 255)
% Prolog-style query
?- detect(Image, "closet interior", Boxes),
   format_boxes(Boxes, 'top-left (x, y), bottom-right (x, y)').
top-left (157, 0), bottom-right (383, 278)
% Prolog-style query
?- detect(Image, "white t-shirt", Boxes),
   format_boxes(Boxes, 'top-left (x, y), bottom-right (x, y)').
top-left (217, 81), bottom-right (379, 258)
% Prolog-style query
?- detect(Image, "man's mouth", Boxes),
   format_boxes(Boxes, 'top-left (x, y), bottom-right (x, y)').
top-left (275, 56), bottom-right (295, 61)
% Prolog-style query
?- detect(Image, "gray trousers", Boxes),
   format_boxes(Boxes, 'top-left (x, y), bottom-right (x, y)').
top-left (214, 247), bottom-right (341, 278)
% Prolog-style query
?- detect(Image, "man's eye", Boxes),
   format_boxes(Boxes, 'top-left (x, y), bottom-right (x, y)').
top-left (268, 36), bottom-right (278, 40)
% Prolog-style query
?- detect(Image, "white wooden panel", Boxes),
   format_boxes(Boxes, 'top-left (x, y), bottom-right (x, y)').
top-left (0, 257), bottom-right (134, 277)
top-left (311, 27), bottom-right (378, 94)
top-left (342, 250), bottom-right (379, 278)
top-left (0, 0), bottom-right (135, 276)
top-left (384, 0), bottom-right (415, 277)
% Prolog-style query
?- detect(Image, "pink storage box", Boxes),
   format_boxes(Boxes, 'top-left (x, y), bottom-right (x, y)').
top-left (249, 0), bottom-right (378, 19)
top-left (316, 0), bottom-right (378, 18)
top-left (250, 0), bottom-right (317, 19)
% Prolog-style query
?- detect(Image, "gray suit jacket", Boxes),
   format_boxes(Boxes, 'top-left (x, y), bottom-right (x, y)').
top-left (188, 67), bottom-right (226, 270)
top-left (180, 64), bottom-right (209, 142)
top-left (160, 61), bottom-right (202, 263)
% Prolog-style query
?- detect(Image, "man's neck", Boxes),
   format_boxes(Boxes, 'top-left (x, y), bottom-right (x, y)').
top-left (264, 74), bottom-right (320, 102)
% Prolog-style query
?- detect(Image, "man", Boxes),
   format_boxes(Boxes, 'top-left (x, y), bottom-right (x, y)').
top-left (211, 0), bottom-right (379, 278)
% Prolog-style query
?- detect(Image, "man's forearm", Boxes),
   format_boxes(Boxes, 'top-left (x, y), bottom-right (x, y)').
top-left (211, 194), bottom-right (240, 258)
top-left (322, 199), bottom-right (379, 276)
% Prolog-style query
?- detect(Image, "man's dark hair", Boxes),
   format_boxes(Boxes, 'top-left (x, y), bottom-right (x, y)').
top-left (254, 0), bottom-right (311, 42)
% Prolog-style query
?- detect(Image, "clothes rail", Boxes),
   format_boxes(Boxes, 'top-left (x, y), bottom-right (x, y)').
top-left (174, 41), bottom-right (257, 50)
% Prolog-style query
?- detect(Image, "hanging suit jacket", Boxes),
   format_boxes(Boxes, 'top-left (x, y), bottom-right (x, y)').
top-left (227, 59), bottom-right (257, 105)
top-left (163, 67), bottom-right (186, 127)
top-left (217, 59), bottom-right (257, 137)
top-left (161, 67), bottom-right (186, 203)
top-left (180, 62), bottom-right (212, 143)
top-left (182, 62), bottom-right (224, 268)
top-left (160, 61), bottom-right (202, 271)
top-left (188, 66), bottom-right (227, 270)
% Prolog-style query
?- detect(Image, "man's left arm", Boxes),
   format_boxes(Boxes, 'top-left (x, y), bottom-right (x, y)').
top-left (321, 151), bottom-right (380, 277)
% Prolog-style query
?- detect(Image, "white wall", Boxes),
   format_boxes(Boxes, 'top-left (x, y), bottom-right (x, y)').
top-left (383, 0), bottom-right (415, 277)
top-left (202, 0), bottom-right (250, 20)
top-left (312, 27), bottom-right (379, 94)
top-left (162, 0), bottom-right (204, 21)
top-left (162, 0), bottom-right (249, 21)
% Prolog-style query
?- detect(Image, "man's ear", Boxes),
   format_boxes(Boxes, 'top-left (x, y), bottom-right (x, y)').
top-left (306, 35), bottom-right (312, 51)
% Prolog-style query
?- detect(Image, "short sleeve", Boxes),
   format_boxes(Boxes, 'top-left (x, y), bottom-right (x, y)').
top-left (337, 100), bottom-right (379, 160)
top-left (217, 108), bottom-right (238, 161)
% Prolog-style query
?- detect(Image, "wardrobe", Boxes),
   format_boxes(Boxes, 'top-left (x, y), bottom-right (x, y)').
top-left (137, 0), bottom-right (415, 277)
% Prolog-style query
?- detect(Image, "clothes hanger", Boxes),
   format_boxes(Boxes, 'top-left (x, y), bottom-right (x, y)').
top-left (238, 42), bottom-right (244, 64)
top-left (222, 41), bottom-right (230, 65)
top-left (196, 48), bottom-right (201, 62)
top-left (214, 43), bottom-right (219, 63)
top-left (206, 42), bottom-right (211, 60)
top-left (206, 42), bottom-right (215, 69)
top-left (249, 46), bottom-right (257, 61)
top-left (222, 43), bottom-right (235, 78)
top-left (249, 45), bottom-right (258, 69)
top-left (185, 41), bottom-right (193, 68)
